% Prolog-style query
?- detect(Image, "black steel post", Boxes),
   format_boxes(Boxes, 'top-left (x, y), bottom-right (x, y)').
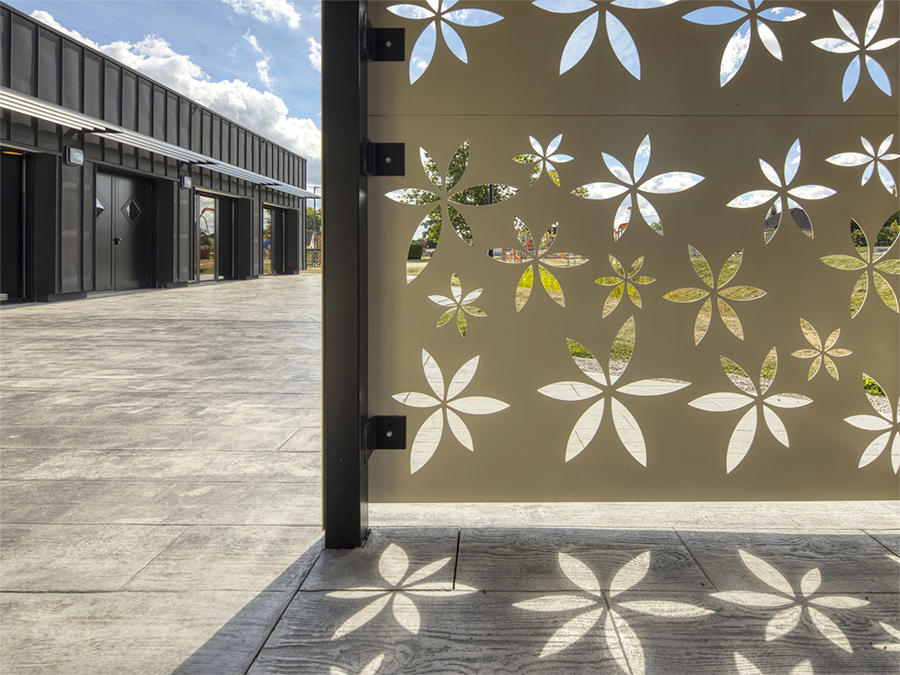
top-left (322, 0), bottom-right (369, 548)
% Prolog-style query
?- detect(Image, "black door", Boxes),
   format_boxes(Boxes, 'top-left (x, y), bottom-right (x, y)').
top-left (96, 173), bottom-right (153, 291)
top-left (1, 153), bottom-right (25, 300)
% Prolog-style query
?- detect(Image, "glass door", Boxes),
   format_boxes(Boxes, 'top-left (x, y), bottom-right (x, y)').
top-left (262, 207), bottom-right (274, 275)
top-left (196, 194), bottom-right (217, 281)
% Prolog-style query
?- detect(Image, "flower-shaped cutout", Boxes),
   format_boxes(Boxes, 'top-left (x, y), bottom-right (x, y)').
top-left (539, 317), bottom-right (690, 464)
top-left (791, 318), bottom-right (851, 381)
top-left (827, 134), bottom-right (899, 193)
top-left (728, 139), bottom-right (836, 243)
top-left (712, 550), bottom-right (869, 651)
top-left (875, 622), bottom-right (900, 651)
top-left (820, 219), bottom-right (899, 316)
top-left (664, 246), bottom-right (766, 344)
top-left (690, 348), bottom-right (812, 473)
top-left (328, 543), bottom-right (475, 639)
top-left (512, 134), bottom-right (573, 187)
top-left (683, 1), bottom-right (806, 86)
top-left (386, 141), bottom-right (517, 283)
top-left (388, 0), bottom-right (503, 84)
top-left (595, 255), bottom-right (656, 318)
top-left (329, 654), bottom-right (385, 675)
top-left (845, 374), bottom-right (900, 473)
top-left (573, 135), bottom-right (704, 237)
top-left (812, 0), bottom-right (899, 100)
top-left (428, 273), bottom-right (486, 337)
top-left (393, 350), bottom-right (508, 473)
top-left (733, 653), bottom-right (812, 675)
top-left (486, 219), bottom-right (588, 311)
top-left (534, 0), bottom-right (677, 78)
top-left (515, 551), bottom-right (712, 672)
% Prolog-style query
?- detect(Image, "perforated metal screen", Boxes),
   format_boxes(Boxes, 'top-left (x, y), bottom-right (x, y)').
top-left (365, 0), bottom-right (899, 501)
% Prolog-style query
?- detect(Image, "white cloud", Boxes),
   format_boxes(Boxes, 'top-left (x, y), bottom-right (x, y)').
top-left (30, 10), bottom-right (100, 49)
top-left (243, 31), bottom-right (275, 88)
top-left (30, 11), bottom-right (320, 179)
top-left (222, 0), bottom-right (301, 29)
top-left (256, 57), bottom-right (274, 88)
top-left (721, 27), bottom-right (750, 83)
top-left (243, 30), bottom-right (263, 53)
top-left (307, 37), bottom-right (321, 72)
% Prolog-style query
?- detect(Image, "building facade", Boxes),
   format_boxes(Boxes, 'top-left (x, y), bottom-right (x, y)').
top-left (1, 3), bottom-right (313, 303)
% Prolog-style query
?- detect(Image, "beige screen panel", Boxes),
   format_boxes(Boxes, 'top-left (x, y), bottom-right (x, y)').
top-left (365, 1), bottom-right (900, 502)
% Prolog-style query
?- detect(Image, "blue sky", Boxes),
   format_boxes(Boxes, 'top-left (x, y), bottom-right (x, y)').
top-left (7, 0), bottom-right (323, 184)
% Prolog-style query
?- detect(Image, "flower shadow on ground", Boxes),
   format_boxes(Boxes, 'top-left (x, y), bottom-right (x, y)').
top-left (169, 528), bottom-right (900, 675)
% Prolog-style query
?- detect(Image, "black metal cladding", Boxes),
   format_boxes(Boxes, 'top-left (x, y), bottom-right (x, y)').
top-left (0, 2), bottom-right (308, 300)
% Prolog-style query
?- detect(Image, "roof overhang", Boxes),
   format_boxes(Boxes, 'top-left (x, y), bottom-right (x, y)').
top-left (1, 87), bottom-right (316, 199)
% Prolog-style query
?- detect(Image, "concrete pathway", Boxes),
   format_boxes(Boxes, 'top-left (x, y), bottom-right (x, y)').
top-left (1, 275), bottom-right (897, 674)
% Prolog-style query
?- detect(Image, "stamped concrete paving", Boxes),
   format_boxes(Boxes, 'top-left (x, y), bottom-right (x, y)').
top-left (1, 275), bottom-right (898, 675)
top-left (1, 276), bottom-right (323, 675)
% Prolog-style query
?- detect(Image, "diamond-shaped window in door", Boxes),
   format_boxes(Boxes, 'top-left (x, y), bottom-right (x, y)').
top-left (95, 196), bottom-right (106, 219)
top-left (121, 198), bottom-right (143, 227)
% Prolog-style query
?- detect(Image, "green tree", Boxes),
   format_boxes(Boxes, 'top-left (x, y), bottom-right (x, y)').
top-left (408, 240), bottom-right (424, 260)
top-left (877, 210), bottom-right (899, 247)
top-left (410, 141), bottom-right (516, 245)
top-left (306, 207), bottom-right (322, 233)
top-left (851, 211), bottom-right (899, 250)
top-left (850, 219), bottom-right (866, 249)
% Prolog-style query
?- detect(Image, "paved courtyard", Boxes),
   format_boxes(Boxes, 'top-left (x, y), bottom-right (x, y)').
top-left (1, 274), bottom-right (897, 674)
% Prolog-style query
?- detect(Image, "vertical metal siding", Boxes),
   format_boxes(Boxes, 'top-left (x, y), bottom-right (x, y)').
top-left (61, 39), bottom-right (81, 112)
top-left (121, 70), bottom-right (137, 167)
top-left (1, 7), bottom-right (10, 90)
top-left (59, 161), bottom-right (82, 292)
top-left (237, 128), bottom-right (245, 170)
top-left (10, 14), bottom-right (34, 95)
top-left (212, 115), bottom-right (220, 160)
top-left (103, 61), bottom-right (118, 124)
top-left (121, 70), bottom-right (136, 130)
top-left (179, 98), bottom-right (189, 148)
top-left (201, 110), bottom-right (210, 156)
top-left (36, 27), bottom-right (58, 103)
top-left (137, 81), bottom-right (152, 170)
top-left (102, 61), bottom-right (119, 164)
top-left (166, 93), bottom-right (177, 145)
top-left (82, 50), bottom-right (100, 117)
top-left (82, 163), bottom-right (93, 290)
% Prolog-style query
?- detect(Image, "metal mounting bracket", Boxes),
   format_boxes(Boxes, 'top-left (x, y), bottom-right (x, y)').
top-left (363, 15), bottom-right (405, 62)
top-left (364, 415), bottom-right (407, 462)
top-left (363, 140), bottom-right (405, 176)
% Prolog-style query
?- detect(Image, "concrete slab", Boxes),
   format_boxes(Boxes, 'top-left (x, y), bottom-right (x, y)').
top-left (0, 524), bottom-right (187, 591)
top-left (249, 590), bottom-right (630, 675)
top-left (277, 426), bottom-right (323, 452)
top-left (0, 590), bottom-right (291, 675)
top-left (0, 448), bottom-right (63, 478)
top-left (301, 528), bottom-right (459, 592)
top-left (457, 528), bottom-right (712, 593)
top-left (611, 589), bottom-right (899, 674)
top-left (1, 480), bottom-right (321, 526)
top-left (0, 425), bottom-right (301, 452)
top-left (125, 526), bottom-right (323, 592)
top-left (677, 531), bottom-right (900, 594)
top-left (8, 450), bottom-right (319, 481)
top-left (866, 530), bottom-right (900, 556)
